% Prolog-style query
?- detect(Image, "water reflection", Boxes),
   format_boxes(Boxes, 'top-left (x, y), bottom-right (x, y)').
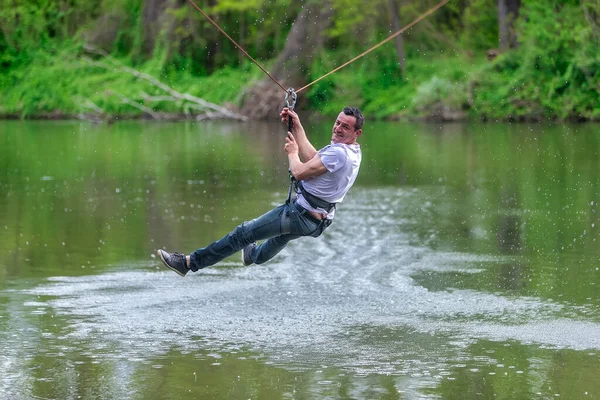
top-left (1, 120), bottom-right (600, 399)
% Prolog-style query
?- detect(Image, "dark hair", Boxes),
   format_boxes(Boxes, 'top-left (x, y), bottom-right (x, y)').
top-left (343, 106), bottom-right (364, 131)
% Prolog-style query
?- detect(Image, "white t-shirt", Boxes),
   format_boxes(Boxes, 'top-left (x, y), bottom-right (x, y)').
top-left (296, 142), bottom-right (362, 219)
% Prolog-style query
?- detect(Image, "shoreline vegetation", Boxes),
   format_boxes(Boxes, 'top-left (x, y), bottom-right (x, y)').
top-left (1, 0), bottom-right (598, 123)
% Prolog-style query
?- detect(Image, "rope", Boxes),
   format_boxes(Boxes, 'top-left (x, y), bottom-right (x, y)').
top-left (296, 0), bottom-right (451, 94)
top-left (186, 0), bottom-right (287, 93)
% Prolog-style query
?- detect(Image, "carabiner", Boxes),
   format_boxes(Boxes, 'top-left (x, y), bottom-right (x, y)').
top-left (284, 88), bottom-right (297, 110)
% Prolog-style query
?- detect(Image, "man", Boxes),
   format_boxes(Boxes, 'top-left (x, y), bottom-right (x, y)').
top-left (157, 106), bottom-right (363, 276)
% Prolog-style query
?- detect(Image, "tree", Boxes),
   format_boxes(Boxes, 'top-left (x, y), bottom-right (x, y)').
top-left (498, 0), bottom-right (520, 50)
top-left (240, 1), bottom-right (334, 119)
top-left (389, 0), bottom-right (406, 73)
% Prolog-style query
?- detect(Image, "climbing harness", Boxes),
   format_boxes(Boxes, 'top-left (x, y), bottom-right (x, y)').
top-left (284, 87), bottom-right (297, 205)
top-left (185, 0), bottom-right (451, 214)
top-left (285, 175), bottom-right (296, 205)
top-left (297, 181), bottom-right (336, 213)
top-left (282, 87), bottom-right (334, 213)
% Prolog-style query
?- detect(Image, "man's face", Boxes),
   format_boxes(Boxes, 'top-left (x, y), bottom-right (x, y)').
top-left (331, 112), bottom-right (362, 144)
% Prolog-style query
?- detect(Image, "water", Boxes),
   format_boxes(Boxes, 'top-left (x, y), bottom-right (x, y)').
top-left (1, 120), bottom-right (599, 399)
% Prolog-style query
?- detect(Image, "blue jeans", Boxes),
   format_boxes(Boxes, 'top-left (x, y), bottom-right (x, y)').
top-left (189, 201), bottom-right (328, 271)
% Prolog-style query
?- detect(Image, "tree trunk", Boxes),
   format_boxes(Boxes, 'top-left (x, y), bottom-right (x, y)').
top-left (239, 11), bottom-right (245, 64)
top-left (205, 0), bottom-right (219, 71)
top-left (141, 0), bottom-right (169, 57)
top-left (240, 2), bottom-right (334, 119)
top-left (498, 0), bottom-right (520, 50)
top-left (389, 0), bottom-right (406, 73)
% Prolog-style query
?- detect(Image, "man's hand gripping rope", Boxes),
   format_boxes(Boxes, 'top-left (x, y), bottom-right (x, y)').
top-left (283, 88), bottom-right (298, 204)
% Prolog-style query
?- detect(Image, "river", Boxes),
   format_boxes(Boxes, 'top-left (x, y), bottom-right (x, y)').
top-left (1, 119), bottom-right (599, 399)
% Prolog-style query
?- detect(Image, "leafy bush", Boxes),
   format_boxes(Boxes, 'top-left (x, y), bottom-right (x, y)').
top-left (412, 76), bottom-right (467, 113)
top-left (0, 0), bottom-right (598, 121)
top-left (471, 0), bottom-right (600, 120)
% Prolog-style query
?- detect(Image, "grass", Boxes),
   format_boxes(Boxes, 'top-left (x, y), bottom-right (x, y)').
top-left (0, 43), bottom-right (597, 121)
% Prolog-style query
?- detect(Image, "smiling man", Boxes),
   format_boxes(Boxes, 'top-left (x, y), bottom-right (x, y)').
top-left (157, 106), bottom-right (364, 276)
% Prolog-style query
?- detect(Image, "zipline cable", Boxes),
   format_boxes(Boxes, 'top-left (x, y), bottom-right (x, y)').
top-left (296, 0), bottom-right (452, 93)
top-left (186, 0), bottom-right (451, 95)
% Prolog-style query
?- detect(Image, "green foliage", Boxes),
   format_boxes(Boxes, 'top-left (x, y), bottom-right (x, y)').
top-left (306, 47), bottom-right (478, 120)
top-left (461, 0), bottom-right (498, 50)
top-left (471, 0), bottom-right (600, 120)
top-left (1, 44), bottom-right (81, 117)
top-left (0, 0), bottom-right (598, 121)
top-left (0, 0), bottom-right (101, 55)
top-left (0, 43), bottom-right (260, 117)
top-left (327, 0), bottom-right (382, 38)
top-left (412, 76), bottom-right (466, 112)
top-left (212, 0), bottom-right (266, 12)
top-left (172, 62), bottom-right (263, 105)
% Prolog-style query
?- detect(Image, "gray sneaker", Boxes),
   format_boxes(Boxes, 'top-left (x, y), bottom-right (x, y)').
top-left (157, 249), bottom-right (189, 276)
top-left (241, 242), bottom-right (257, 266)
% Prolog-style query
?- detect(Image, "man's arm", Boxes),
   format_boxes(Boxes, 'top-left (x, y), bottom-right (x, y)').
top-left (280, 108), bottom-right (318, 162)
top-left (284, 132), bottom-right (328, 181)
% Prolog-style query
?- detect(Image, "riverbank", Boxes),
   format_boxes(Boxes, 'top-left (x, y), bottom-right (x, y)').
top-left (1, 49), bottom-right (598, 123)
top-left (0, 106), bottom-right (596, 124)
top-left (2, 1), bottom-right (598, 124)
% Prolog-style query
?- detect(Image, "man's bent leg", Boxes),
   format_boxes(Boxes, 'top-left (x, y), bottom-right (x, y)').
top-left (247, 202), bottom-right (322, 265)
top-left (189, 205), bottom-right (287, 271)
top-left (252, 234), bottom-right (302, 264)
